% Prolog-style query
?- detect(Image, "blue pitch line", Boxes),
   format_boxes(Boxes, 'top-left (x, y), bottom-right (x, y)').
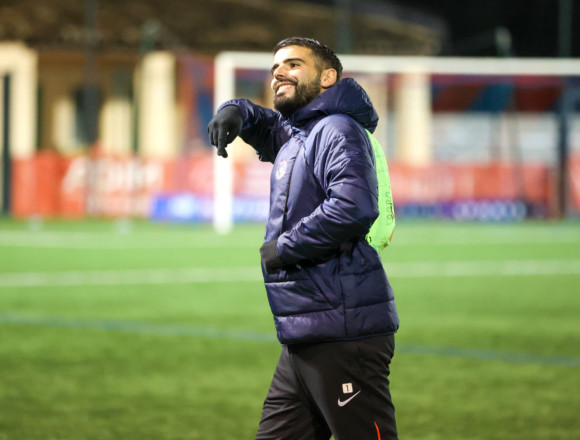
top-left (0, 313), bottom-right (276, 343)
top-left (1, 313), bottom-right (580, 368)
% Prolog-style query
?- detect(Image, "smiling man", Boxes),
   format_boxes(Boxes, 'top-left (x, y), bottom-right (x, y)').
top-left (208, 37), bottom-right (399, 440)
top-left (270, 44), bottom-right (334, 117)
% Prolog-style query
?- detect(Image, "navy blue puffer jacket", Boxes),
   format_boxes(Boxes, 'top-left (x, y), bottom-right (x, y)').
top-left (223, 78), bottom-right (399, 344)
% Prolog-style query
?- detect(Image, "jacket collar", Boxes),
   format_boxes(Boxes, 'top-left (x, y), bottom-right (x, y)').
top-left (286, 78), bottom-right (379, 133)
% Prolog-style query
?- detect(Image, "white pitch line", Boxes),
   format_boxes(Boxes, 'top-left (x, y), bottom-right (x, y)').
top-left (0, 259), bottom-right (579, 288)
top-left (1, 231), bottom-right (579, 248)
top-left (0, 232), bottom-right (258, 249)
top-left (0, 267), bottom-right (262, 287)
top-left (385, 259), bottom-right (580, 278)
top-left (395, 235), bottom-right (580, 245)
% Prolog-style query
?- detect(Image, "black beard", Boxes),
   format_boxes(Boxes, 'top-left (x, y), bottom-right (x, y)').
top-left (274, 74), bottom-right (322, 118)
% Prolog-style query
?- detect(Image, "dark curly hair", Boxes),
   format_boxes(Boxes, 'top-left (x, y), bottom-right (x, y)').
top-left (273, 37), bottom-right (343, 81)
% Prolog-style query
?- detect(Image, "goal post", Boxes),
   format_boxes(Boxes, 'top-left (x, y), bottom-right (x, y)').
top-left (213, 52), bottom-right (580, 233)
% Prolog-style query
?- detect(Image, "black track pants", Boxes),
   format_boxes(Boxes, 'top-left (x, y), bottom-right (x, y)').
top-left (255, 334), bottom-right (398, 440)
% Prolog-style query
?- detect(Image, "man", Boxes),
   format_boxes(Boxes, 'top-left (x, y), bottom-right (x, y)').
top-left (208, 37), bottom-right (399, 440)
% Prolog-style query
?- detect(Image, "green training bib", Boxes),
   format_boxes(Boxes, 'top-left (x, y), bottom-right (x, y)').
top-left (365, 130), bottom-right (395, 252)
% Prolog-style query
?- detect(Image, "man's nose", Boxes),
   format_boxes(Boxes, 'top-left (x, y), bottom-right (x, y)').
top-left (273, 65), bottom-right (287, 79)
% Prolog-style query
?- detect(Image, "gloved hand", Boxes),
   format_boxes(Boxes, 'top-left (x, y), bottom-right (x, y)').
top-left (260, 240), bottom-right (285, 274)
top-left (207, 105), bottom-right (243, 158)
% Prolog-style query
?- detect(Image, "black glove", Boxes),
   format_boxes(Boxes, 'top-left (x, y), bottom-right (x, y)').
top-left (260, 240), bottom-right (285, 274)
top-left (207, 105), bottom-right (243, 158)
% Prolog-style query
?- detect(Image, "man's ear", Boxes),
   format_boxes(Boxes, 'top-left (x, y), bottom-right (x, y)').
top-left (320, 68), bottom-right (338, 89)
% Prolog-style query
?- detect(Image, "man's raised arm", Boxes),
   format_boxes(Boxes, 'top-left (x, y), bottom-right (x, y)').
top-left (208, 100), bottom-right (289, 163)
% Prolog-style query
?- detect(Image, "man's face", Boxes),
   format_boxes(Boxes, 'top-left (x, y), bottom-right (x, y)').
top-left (271, 45), bottom-right (324, 117)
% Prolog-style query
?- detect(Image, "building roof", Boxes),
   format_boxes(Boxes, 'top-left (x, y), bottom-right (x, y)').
top-left (0, 0), bottom-right (442, 55)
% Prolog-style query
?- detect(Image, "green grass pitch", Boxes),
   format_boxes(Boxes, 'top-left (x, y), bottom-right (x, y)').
top-left (0, 218), bottom-right (579, 440)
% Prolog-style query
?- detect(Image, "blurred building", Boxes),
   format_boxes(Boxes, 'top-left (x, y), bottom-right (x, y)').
top-left (2, 1), bottom-right (577, 222)
top-left (0, 0), bottom-right (443, 55)
top-left (0, 0), bottom-right (442, 156)
top-left (0, 0), bottom-right (443, 217)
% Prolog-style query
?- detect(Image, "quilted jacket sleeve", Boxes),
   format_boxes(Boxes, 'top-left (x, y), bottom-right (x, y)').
top-left (277, 115), bottom-right (380, 264)
top-left (218, 99), bottom-right (290, 163)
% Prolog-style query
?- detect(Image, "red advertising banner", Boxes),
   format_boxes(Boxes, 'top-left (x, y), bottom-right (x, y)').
top-left (389, 162), bottom-right (550, 204)
top-left (10, 151), bottom-right (580, 219)
top-left (570, 156), bottom-right (580, 211)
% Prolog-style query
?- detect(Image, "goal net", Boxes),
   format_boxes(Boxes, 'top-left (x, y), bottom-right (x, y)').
top-left (211, 53), bottom-right (580, 233)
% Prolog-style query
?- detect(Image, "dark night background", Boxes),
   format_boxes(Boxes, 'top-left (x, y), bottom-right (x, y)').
top-left (301, 0), bottom-right (580, 57)
top-left (409, 0), bottom-right (579, 57)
